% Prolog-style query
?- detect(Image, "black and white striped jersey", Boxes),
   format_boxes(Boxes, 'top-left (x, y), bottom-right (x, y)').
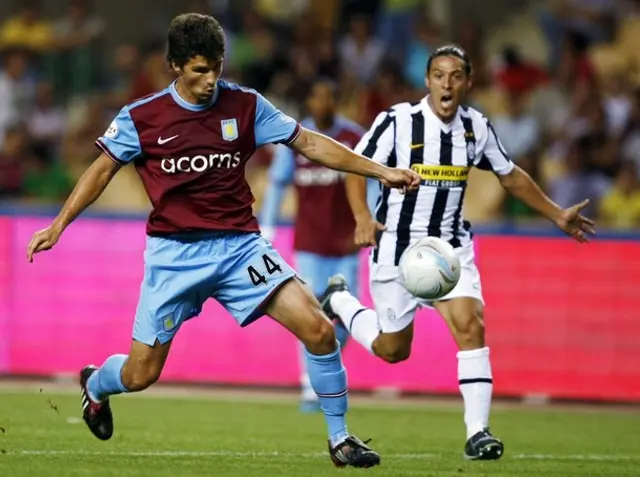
top-left (355, 96), bottom-right (514, 266)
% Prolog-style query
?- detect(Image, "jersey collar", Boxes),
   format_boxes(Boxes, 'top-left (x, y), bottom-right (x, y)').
top-left (169, 80), bottom-right (220, 112)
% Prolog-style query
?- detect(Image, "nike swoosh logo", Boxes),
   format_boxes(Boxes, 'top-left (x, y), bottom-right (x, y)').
top-left (158, 135), bottom-right (178, 145)
top-left (410, 143), bottom-right (424, 150)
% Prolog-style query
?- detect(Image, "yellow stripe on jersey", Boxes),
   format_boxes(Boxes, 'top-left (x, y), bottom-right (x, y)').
top-left (411, 165), bottom-right (469, 181)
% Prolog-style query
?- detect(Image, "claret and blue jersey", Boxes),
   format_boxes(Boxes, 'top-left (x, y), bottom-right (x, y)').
top-left (98, 80), bottom-right (302, 343)
top-left (97, 79), bottom-right (301, 235)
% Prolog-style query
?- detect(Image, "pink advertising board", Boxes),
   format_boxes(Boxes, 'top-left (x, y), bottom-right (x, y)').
top-left (2, 216), bottom-right (639, 401)
top-left (0, 217), bottom-right (10, 373)
top-left (4, 217), bottom-right (458, 393)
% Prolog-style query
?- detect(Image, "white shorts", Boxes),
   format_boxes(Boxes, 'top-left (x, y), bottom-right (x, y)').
top-left (369, 242), bottom-right (484, 333)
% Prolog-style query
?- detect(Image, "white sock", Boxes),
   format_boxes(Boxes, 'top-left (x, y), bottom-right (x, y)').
top-left (330, 291), bottom-right (380, 353)
top-left (457, 346), bottom-right (493, 439)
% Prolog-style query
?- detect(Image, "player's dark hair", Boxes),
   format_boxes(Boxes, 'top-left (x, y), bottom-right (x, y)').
top-left (426, 44), bottom-right (472, 76)
top-left (166, 13), bottom-right (226, 68)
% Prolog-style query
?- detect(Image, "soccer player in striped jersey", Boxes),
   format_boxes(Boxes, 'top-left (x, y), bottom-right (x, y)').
top-left (321, 45), bottom-right (595, 461)
top-left (260, 79), bottom-right (364, 413)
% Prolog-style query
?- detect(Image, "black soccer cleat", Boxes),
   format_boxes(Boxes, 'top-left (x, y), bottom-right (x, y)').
top-left (80, 365), bottom-right (114, 441)
top-left (464, 428), bottom-right (504, 461)
top-left (320, 274), bottom-right (350, 320)
top-left (328, 435), bottom-right (381, 468)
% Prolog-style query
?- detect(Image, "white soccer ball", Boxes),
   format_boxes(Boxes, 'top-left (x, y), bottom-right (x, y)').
top-left (398, 237), bottom-right (461, 300)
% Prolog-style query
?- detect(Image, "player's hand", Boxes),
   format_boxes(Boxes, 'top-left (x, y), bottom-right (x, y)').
top-left (354, 216), bottom-right (386, 248)
top-left (380, 168), bottom-right (421, 194)
top-left (27, 225), bottom-right (62, 262)
top-left (554, 199), bottom-right (596, 243)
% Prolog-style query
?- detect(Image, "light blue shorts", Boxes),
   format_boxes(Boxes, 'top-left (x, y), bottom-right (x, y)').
top-left (295, 251), bottom-right (360, 298)
top-left (133, 232), bottom-right (296, 346)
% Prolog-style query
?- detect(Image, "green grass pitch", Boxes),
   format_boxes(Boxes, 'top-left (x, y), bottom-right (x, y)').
top-left (0, 385), bottom-right (639, 476)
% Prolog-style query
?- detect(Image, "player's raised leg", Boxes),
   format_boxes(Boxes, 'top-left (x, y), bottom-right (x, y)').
top-left (321, 266), bottom-right (418, 364)
top-left (81, 235), bottom-right (212, 441)
top-left (215, 233), bottom-right (380, 468)
top-left (434, 296), bottom-right (503, 460)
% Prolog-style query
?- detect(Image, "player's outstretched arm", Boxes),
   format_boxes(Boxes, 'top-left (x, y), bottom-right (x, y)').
top-left (27, 153), bottom-right (121, 262)
top-left (479, 118), bottom-right (595, 243)
top-left (290, 128), bottom-right (420, 192)
top-left (498, 165), bottom-right (596, 243)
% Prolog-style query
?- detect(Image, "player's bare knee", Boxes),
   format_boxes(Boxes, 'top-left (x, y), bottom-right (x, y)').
top-left (378, 343), bottom-right (411, 363)
top-left (121, 360), bottom-right (162, 391)
top-left (452, 310), bottom-right (485, 350)
top-left (302, 311), bottom-right (337, 356)
top-left (373, 336), bottom-right (412, 364)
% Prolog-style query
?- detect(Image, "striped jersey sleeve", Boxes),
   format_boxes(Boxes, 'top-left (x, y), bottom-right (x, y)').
top-left (475, 116), bottom-right (514, 176)
top-left (354, 111), bottom-right (395, 165)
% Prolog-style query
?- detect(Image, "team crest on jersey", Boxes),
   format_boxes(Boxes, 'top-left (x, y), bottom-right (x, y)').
top-left (104, 121), bottom-right (118, 139)
top-left (221, 118), bottom-right (238, 141)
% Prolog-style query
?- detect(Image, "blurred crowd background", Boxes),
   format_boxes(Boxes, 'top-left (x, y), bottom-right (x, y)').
top-left (2, 0), bottom-right (640, 230)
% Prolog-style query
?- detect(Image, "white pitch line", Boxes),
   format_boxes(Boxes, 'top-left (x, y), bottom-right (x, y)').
top-left (5, 450), bottom-right (639, 461)
top-left (511, 454), bottom-right (640, 461)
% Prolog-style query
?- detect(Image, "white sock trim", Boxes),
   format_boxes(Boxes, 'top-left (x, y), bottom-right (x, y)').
top-left (349, 308), bottom-right (379, 354)
top-left (457, 346), bottom-right (490, 360)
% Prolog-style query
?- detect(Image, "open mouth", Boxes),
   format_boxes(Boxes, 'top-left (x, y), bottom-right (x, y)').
top-left (441, 94), bottom-right (453, 108)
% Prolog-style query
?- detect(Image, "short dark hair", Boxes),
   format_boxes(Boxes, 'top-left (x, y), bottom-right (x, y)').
top-left (427, 44), bottom-right (472, 76)
top-left (166, 13), bottom-right (226, 68)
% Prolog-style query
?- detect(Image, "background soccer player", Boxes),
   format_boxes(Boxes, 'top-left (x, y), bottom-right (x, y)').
top-left (321, 45), bottom-right (595, 461)
top-left (26, 13), bottom-right (420, 469)
top-left (260, 79), bottom-right (364, 412)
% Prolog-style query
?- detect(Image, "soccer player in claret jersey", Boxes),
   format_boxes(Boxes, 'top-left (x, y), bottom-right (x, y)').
top-left (26, 13), bottom-right (421, 468)
top-left (321, 45), bottom-right (596, 460)
top-left (260, 79), bottom-right (365, 413)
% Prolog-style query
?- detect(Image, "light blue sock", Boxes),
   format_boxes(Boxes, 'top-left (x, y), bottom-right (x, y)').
top-left (86, 354), bottom-right (128, 402)
top-left (305, 345), bottom-right (349, 446)
top-left (334, 322), bottom-right (350, 350)
top-left (298, 342), bottom-right (316, 401)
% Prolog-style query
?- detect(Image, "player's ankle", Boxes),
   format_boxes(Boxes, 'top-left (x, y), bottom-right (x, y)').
top-left (467, 423), bottom-right (486, 439)
top-left (329, 428), bottom-right (350, 447)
